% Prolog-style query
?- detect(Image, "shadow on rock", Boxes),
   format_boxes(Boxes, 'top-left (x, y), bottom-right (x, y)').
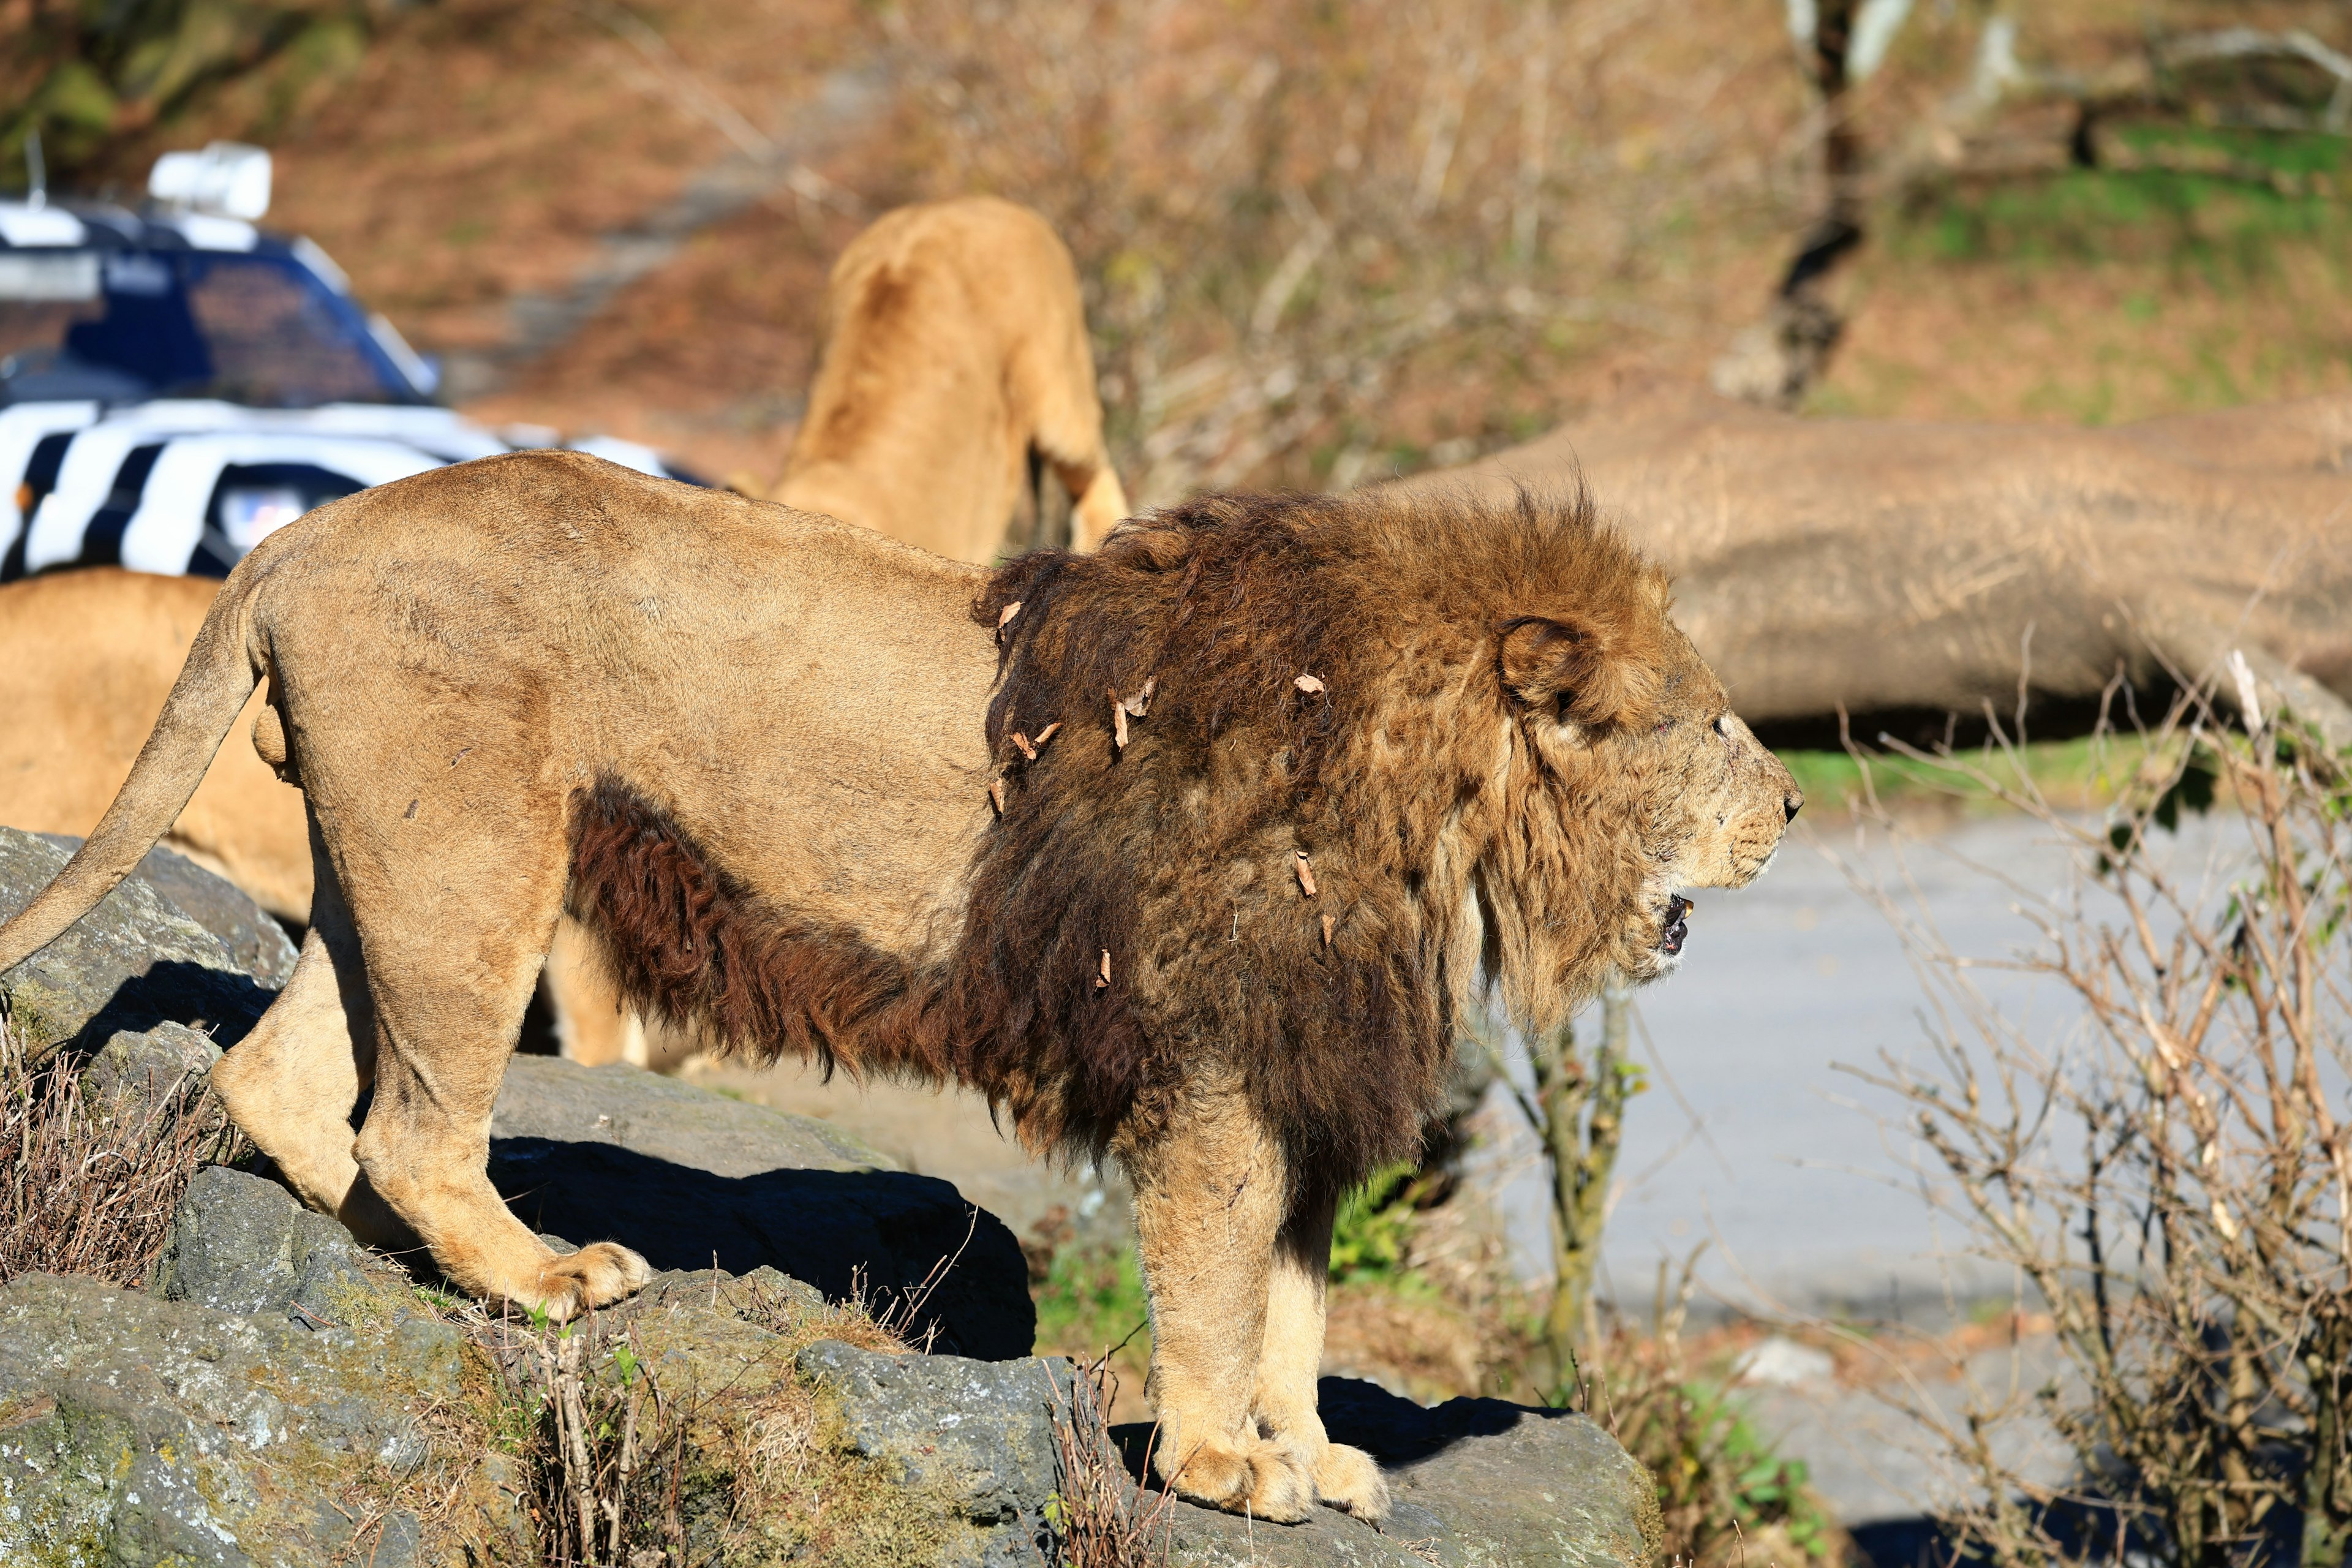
top-left (488, 1136), bottom-right (1036, 1360)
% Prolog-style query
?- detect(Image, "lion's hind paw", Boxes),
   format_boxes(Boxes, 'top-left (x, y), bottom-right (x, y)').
top-left (529, 1241), bottom-right (654, 1322)
top-left (1314, 1440), bottom-right (1391, 1521)
top-left (1166, 1432), bottom-right (1316, 1523)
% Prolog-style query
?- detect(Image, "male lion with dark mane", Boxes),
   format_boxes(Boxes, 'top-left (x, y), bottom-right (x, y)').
top-left (0, 451), bottom-right (1798, 1521)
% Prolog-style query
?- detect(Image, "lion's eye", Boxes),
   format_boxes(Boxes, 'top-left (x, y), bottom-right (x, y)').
top-left (1711, 715), bottom-right (1727, 736)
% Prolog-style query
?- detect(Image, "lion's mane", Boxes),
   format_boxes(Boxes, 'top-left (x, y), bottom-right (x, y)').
top-left (569, 488), bottom-right (1674, 1197)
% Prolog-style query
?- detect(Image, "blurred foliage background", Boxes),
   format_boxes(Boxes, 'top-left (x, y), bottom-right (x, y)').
top-left (7, 0), bottom-right (2346, 491)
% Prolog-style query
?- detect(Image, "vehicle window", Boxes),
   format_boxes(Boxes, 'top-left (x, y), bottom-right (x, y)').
top-left (0, 249), bottom-right (406, 408)
top-left (184, 257), bottom-right (394, 407)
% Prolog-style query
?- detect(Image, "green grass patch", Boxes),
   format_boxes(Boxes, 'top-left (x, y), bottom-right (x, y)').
top-left (1777, 731), bottom-right (2169, 815)
top-left (1893, 125), bottom-right (2351, 275)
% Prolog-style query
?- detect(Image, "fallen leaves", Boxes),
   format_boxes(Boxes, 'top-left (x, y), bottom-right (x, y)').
top-left (1096, 949), bottom-right (1111, 989)
top-left (989, 777), bottom-right (1006, 813)
top-left (1294, 674), bottom-right (1325, 694)
top-left (1294, 851), bottom-right (1318, 897)
top-left (998, 600), bottom-right (1023, 630)
top-left (1321, 913), bottom-right (1335, 947)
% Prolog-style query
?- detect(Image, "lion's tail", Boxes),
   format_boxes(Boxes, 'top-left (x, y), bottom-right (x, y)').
top-left (0, 562), bottom-right (270, 976)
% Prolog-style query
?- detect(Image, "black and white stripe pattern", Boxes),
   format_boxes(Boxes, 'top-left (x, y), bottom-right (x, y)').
top-left (0, 399), bottom-right (687, 581)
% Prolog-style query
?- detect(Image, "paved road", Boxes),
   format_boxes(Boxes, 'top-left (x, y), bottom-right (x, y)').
top-left (1469, 807), bottom-right (2242, 1320)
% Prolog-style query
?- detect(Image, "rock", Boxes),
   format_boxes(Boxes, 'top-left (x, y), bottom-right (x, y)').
top-left (149, 1166), bottom-right (374, 1323)
top-left (492, 1051), bottom-right (888, 1175)
top-left (31, 832), bottom-right (298, 989)
top-left (83, 1021), bottom-right (222, 1122)
top-left (0, 1207), bottom-right (526, 1567)
top-left (1107, 1378), bottom-right (1663, 1568)
top-left (801, 1344), bottom-right (1664, 1568)
top-left (489, 1055), bottom-right (1036, 1359)
top-left (0, 826), bottom-right (276, 1055)
top-left (800, 1339), bottom-right (1070, 1566)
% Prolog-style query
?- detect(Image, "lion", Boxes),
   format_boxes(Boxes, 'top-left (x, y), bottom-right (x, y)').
top-left (0, 568), bottom-right (648, 1065)
top-left (0, 452), bottom-right (1799, 1522)
top-left (0, 568), bottom-right (310, 918)
top-left (772, 195), bottom-right (1130, 562)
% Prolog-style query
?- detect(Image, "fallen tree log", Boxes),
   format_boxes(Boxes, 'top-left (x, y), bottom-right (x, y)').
top-left (1401, 385), bottom-right (2352, 748)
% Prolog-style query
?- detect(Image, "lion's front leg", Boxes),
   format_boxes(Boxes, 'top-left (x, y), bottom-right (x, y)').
top-left (1129, 1085), bottom-right (1315, 1522)
top-left (1254, 1190), bottom-right (1392, 1521)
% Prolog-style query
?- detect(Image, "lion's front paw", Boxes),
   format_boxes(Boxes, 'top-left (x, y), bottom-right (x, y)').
top-left (527, 1242), bottom-right (652, 1321)
top-left (1314, 1441), bottom-right (1390, 1520)
top-left (1164, 1432), bottom-right (1315, 1523)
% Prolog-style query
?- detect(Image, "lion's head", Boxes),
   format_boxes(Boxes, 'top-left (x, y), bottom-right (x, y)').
top-left (956, 487), bottom-right (1797, 1190)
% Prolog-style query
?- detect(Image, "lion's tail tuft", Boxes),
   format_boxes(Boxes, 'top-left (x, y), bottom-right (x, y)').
top-left (0, 566), bottom-right (271, 976)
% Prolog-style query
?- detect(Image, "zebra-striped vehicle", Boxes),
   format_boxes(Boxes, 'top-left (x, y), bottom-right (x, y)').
top-left (1, 143), bottom-right (697, 582)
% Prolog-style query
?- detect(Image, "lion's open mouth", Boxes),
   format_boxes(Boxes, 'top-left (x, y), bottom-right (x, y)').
top-left (1657, 895), bottom-right (1691, 956)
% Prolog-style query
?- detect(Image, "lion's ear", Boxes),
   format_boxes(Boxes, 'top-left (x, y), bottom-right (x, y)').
top-left (1498, 614), bottom-right (1643, 726)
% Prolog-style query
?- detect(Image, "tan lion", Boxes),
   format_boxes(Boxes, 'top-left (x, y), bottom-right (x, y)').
top-left (0, 453), bottom-right (1798, 1521)
top-left (773, 195), bottom-right (1129, 561)
top-left (0, 568), bottom-right (309, 917)
top-left (0, 568), bottom-right (644, 1065)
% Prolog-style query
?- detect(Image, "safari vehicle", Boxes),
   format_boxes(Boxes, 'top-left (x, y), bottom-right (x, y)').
top-left (0, 141), bottom-right (696, 581)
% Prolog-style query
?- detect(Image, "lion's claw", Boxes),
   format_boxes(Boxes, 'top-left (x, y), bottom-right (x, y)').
top-left (522, 1241), bottom-right (652, 1322)
top-left (1167, 1433), bottom-right (1316, 1523)
top-left (1314, 1440), bottom-right (1391, 1520)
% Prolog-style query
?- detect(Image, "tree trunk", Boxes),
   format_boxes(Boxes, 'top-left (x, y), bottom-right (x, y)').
top-left (1401, 385), bottom-right (2352, 747)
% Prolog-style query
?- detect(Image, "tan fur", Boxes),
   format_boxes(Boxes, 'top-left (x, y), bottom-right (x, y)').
top-left (0, 570), bottom-right (311, 914)
top-left (0, 568), bottom-right (659, 1069)
top-left (0, 454), bottom-right (1795, 1522)
top-left (774, 196), bottom-right (1129, 562)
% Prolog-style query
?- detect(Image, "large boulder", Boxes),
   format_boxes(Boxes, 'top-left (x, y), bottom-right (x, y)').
top-left (0, 1170), bottom-right (527, 1568)
top-left (800, 1338), bottom-right (1665, 1568)
top-left (32, 833), bottom-right (300, 989)
top-left (0, 826), bottom-right (287, 1055)
top-left (2, 1155), bottom-right (1660, 1567)
top-left (489, 1055), bottom-right (1036, 1359)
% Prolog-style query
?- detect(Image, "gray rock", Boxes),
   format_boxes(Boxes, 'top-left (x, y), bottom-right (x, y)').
top-left (0, 826), bottom-right (275, 1054)
top-left (130, 849), bottom-right (298, 988)
top-left (83, 1021), bottom-right (223, 1122)
top-left (800, 1339), bottom-right (1069, 1565)
top-left (150, 1166), bottom-right (374, 1324)
top-left (0, 1268), bottom-right (522, 1568)
top-left (492, 1051), bottom-right (891, 1175)
top-left (32, 833), bottom-right (299, 989)
top-left (1135, 1379), bottom-right (1661, 1568)
top-left (801, 1343), bottom-right (1660, 1568)
top-left (489, 1056), bottom-right (1036, 1359)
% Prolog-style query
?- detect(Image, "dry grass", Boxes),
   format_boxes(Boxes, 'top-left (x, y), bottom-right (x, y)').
top-left (1042, 1352), bottom-right (1179, 1568)
top-left (0, 1007), bottom-right (242, 1289)
top-left (1844, 687), bottom-right (2352, 1568)
top-left (446, 1262), bottom-right (959, 1568)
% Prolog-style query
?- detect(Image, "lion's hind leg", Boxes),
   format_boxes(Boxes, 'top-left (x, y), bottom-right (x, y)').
top-left (1129, 1085), bottom-right (1317, 1523)
top-left (1256, 1190), bottom-right (1392, 1521)
top-left (344, 838), bottom-right (649, 1320)
top-left (210, 820), bottom-right (412, 1251)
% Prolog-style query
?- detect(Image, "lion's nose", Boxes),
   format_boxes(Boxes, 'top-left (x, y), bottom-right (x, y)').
top-left (1783, 791), bottom-right (1803, 823)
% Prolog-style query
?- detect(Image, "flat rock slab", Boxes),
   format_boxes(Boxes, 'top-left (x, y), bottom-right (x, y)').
top-left (492, 1052), bottom-right (889, 1176)
top-left (489, 1055), bottom-right (1036, 1360)
top-left (0, 826), bottom-right (281, 1054)
top-left (1115, 1378), bottom-right (1662, 1568)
